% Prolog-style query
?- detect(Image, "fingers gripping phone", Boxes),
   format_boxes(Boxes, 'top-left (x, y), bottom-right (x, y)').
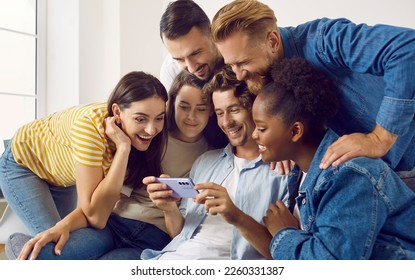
top-left (155, 177), bottom-right (199, 198)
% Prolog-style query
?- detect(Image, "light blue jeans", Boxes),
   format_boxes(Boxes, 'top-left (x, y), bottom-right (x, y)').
top-left (0, 141), bottom-right (77, 236)
top-left (8, 213), bottom-right (171, 260)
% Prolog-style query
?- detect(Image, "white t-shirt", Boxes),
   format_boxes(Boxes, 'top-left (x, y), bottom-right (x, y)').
top-left (159, 155), bottom-right (250, 259)
top-left (159, 54), bottom-right (182, 92)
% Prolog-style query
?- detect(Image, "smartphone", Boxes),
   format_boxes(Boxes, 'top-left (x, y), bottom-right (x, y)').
top-left (155, 177), bottom-right (199, 198)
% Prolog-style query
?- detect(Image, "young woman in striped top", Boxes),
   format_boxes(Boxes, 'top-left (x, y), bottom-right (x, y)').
top-left (0, 71), bottom-right (171, 259)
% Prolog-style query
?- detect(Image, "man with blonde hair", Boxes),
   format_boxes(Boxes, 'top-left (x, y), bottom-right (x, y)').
top-left (212, 0), bottom-right (278, 95)
top-left (211, 0), bottom-right (415, 190)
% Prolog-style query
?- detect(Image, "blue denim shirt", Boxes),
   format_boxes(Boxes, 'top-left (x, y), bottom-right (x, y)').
top-left (270, 129), bottom-right (415, 259)
top-left (280, 18), bottom-right (415, 172)
top-left (142, 144), bottom-right (288, 260)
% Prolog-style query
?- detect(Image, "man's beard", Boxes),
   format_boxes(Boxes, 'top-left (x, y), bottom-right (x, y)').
top-left (247, 74), bottom-right (271, 95)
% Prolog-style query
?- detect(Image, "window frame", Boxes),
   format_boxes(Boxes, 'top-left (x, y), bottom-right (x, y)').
top-left (0, 0), bottom-right (45, 152)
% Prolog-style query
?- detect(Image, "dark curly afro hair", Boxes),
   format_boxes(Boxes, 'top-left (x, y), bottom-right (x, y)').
top-left (260, 57), bottom-right (339, 131)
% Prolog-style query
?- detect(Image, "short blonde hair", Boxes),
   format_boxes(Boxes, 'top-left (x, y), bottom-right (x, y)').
top-left (211, 0), bottom-right (277, 43)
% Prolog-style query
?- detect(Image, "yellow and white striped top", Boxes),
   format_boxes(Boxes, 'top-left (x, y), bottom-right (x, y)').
top-left (11, 102), bottom-right (116, 187)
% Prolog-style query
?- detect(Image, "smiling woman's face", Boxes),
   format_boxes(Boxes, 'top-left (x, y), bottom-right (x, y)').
top-left (118, 96), bottom-right (166, 151)
top-left (251, 94), bottom-right (293, 163)
top-left (173, 84), bottom-right (211, 143)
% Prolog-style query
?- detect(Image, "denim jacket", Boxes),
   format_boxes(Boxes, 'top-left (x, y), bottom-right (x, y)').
top-left (280, 18), bottom-right (415, 172)
top-left (270, 129), bottom-right (415, 259)
top-left (142, 144), bottom-right (288, 260)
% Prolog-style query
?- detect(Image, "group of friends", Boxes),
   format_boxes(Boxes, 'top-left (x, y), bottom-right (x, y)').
top-left (0, 0), bottom-right (414, 260)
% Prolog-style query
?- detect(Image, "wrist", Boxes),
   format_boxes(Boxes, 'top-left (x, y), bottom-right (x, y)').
top-left (227, 208), bottom-right (245, 226)
top-left (55, 219), bottom-right (71, 231)
top-left (372, 124), bottom-right (397, 151)
top-left (116, 143), bottom-right (131, 154)
top-left (162, 205), bottom-right (180, 215)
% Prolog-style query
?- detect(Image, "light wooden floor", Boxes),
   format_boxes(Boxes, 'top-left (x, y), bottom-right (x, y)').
top-left (0, 244), bottom-right (7, 260)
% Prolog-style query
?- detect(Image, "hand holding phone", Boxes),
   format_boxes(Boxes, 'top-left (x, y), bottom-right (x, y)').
top-left (155, 177), bottom-right (199, 198)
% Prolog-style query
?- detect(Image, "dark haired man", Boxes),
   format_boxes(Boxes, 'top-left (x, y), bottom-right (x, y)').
top-left (159, 0), bottom-right (223, 91)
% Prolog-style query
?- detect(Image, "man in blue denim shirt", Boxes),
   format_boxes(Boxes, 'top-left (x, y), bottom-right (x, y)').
top-left (211, 0), bottom-right (415, 189)
top-left (142, 66), bottom-right (287, 260)
top-left (253, 57), bottom-right (415, 259)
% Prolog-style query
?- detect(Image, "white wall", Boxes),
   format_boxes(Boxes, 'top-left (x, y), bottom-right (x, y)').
top-left (45, 0), bottom-right (79, 115)
top-left (44, 0), bottom-right (415, 116)
top-left (193, 0), bottom-right (415, 28)
top-left (45, 0), bottom-right (164, 115)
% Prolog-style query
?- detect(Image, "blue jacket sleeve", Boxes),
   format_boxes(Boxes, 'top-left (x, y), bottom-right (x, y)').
top-left (317, 18), bottom-right (415, 135)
